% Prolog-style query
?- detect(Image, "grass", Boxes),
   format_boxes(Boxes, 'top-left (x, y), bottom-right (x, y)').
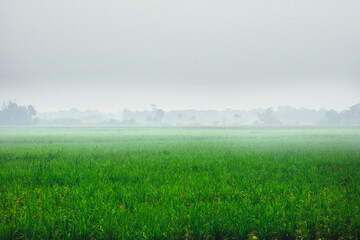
top-left (0, 127), bottom-right (359, 239)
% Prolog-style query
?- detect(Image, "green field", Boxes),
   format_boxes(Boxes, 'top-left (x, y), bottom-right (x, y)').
top-left (0, 127), bottom-right (360, 239)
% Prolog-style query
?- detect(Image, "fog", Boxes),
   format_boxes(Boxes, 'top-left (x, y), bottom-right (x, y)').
top-left (1, 0), bottom-right (360, 112)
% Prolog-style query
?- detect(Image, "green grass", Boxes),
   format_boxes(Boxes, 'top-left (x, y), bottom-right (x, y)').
top-left (0, 127), bottom-right (360, 239)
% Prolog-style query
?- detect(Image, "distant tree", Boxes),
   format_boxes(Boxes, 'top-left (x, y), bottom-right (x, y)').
top-left (318, 104), bottom-right (360, 125)
top-left (149, 104), bottom-right (165, 125)
top-left (344, 103), bottom-right (360, 125)
top-left (155, 109), bottom-right (165, 122)
top-left (122, 109), bottom-right (134, 122)
top-left (256, 107), bottom-right (281, 125)
top-left (323, 110), bottom-right (341, 125)
top-left (0, 101), bottom-right (37, 126)
top-left (146, 116), bottom-right (156, 125)
top-left (234, 113), bottom-right (241, 125)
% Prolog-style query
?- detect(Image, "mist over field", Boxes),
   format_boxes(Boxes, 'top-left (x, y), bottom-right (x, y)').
top-left (1, 1), bottom-right (360, 239)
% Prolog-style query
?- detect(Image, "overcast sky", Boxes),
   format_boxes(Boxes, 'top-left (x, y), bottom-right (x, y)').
top-left (1, 0), bottom-right (359, 112)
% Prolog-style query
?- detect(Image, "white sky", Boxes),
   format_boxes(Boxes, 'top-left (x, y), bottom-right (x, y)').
top-left (1, 0), bottom-right (359, 112)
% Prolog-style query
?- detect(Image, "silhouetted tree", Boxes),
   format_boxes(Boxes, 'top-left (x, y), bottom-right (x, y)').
top-left (323, 110), bottom-right (341, 125)
top-left (344, 103), bottom-right (360, 125)
top-left (148, 104), bottom-right (165, 125)
top-left (256, 108), bottom-right (281, 125)
top-left (0, 101), bottom-right (37, 126)
top-left (155, 109), bottom-right (164, 121)
top-left (318, 104), bottom-right (360, 125)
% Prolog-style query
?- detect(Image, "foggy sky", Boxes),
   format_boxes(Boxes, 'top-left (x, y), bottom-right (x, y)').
top-left (1, 0), bottom-right (359, 112)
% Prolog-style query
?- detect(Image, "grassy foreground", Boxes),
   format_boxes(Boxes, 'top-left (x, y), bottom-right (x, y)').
top-left (0, 127), bottom-right (360, 239)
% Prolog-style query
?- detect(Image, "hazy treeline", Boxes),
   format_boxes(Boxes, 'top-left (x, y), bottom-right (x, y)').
top-left (0, 101), bottom-right (359, 126)
top-left (0, 101), bottom-right (37, 126)
top-left (121, 105), bottom-right (359, 126)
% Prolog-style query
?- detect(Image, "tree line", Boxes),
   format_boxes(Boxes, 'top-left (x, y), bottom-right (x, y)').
top-left (0, 101), bottom-right (37, 126)
top-left (1, 101), bottom-right (359, 126)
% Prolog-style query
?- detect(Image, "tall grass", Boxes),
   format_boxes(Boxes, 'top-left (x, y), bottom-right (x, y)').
top-left (0, 127), bottom-right (359, 239)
